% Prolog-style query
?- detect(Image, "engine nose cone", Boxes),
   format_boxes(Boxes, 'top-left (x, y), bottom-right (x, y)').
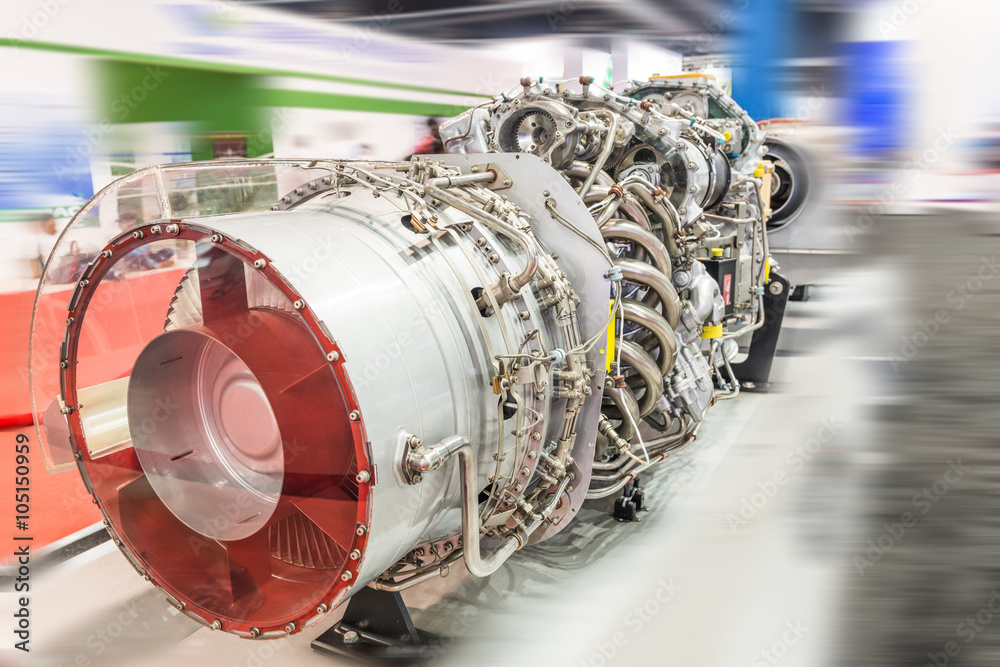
top-left (129, 329), bottom-right (284, 542)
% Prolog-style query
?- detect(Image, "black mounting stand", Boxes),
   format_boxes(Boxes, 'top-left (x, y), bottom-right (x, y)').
top-left (311, 587), bottom-right (439, 664)
top-left (612, 476), bottom-right (646, 522)
top-left (730, 270), bottom-right (791, 393)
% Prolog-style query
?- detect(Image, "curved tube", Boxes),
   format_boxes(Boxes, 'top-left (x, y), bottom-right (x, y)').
top-left (616, 198), bottom-right (652, 230)
top-left (622, 300), bottom-right (677, 375)
top-left (615, 258), bottom-right (680, 329)
top-left (619, 339), bottom-right (663, 417)
top-left (622, 182), bottom-right (681, 256)
top-left (424, 181), bottom-right (538, 291)
top-left (599, 385), bottom-right (640, 441)
top-left (566, 161), bottom-right (614, 188)
top-left (407, 435), bottom-right (570, 578)
top-left (577, 111), bottom-right (618, 199)
top-left (600, 222), bottom-right (671, 275)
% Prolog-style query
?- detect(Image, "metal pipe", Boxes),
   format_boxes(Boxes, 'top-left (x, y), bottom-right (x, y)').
top-left (368, 550), bottom-right (465, 592)
top-left (600, 222), bottom-right (672, 275)
top-left (577, 111), bottom-right (618, 198)
top-left (614, 258), bottom-right (680, 329)
top-left (618, 340), bottom-right (663, 417)
top-left (427, 171), bottom-right (498, 188)
top-left (424, 181), bottom-right (538, 292)
top-left (622, 300), bottom-right (677, 375)
top-left (622, 182), bottom-right (681, 256)
top-left (407, 435), bottom-right (570, 578)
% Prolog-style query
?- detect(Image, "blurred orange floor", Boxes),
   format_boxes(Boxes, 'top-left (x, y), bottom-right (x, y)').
top-left (0, 425), bottom-right (102, 565)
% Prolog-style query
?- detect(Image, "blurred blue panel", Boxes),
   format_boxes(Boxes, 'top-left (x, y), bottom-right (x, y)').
top-left (732, 0), bottom-right (790, 121)
top-left (843, 40), bottom-right (909, 159)
top-left (0, 100), bottom-right (93, 211)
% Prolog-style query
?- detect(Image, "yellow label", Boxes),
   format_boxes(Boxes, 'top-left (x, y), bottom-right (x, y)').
top-left (701, 323), bottom-right (722, 339)
top-left (605, 299), bottom-right (617, 372)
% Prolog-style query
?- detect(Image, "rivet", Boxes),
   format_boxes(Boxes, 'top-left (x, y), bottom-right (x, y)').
top-left (356, 470), bottom-right (370, 483)
top-left (317, 604), bottom-right (329, 614)
top-left (101, 249), bottom-right (113, 258)
top-left (59, 360), bottom-right (68, 369)
top-left (249, 628), bottom-right (260, 638)
top-left (356, 525), bottom-right (367, 536)
top-left (488, 253), bottom-right (499, 263)
top-left (293, 299), bottom-right (305, 309)
top-left (350, 549), bottom-right (361, 560)
top-left (327, 351), bottom-right (340, 362)
top-left (518, 310), bottom-right (530, 320)
top-left (285, 623), bottom-right (296, 633)
top-left (132, 231), bottom-right (143, 239)
top-left (211, 620), bottom-right (222, 630)
top-left (475, 237), bottom-right (486, 247)
top-left (520, 467), bottom-right (529, 477)
top-left (527, 451), bottom-right (537, 459)
top-left (341, 571), bottom-right (353, 582)
top-left (211, 234), bottom-right (223, 243)
top-left (150, 225), bottom-right (161, 235)
top-left (349, 410), bottom-right (360, 421)
top-left (531, 432), bottom-right (541, 441)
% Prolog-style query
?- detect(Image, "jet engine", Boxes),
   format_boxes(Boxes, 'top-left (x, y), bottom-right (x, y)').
top-left (31, 157), bottom-right (615, 638)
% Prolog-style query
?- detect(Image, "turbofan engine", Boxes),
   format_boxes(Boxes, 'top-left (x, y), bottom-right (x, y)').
top-left (31, 156), bottom-right (614, 638)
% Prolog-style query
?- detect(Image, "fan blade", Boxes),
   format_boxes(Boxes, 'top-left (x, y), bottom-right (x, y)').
top-left (195, 242), bottom-right (248, 323)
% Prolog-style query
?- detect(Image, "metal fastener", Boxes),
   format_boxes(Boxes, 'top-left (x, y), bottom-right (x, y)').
top-left (249, 628), bottom-right (261, 638)
top-left (285, 623), bottom-right (296, 633)
top-left (166, 224), bottom-right (179, 235)
top-left (317, 604), bottom-right (329, 614)
top-left (327, 351), bottom-right (340, 362)
top-left (253, 258), bottom-right (266, 269)
top-left (211, 620), bottom-right (222, 630)
top-left (293, 299), bottom-right (305, 309)
top-left (349, 549), bottom-right (361, 560)
top-left (341, 571), bottom-right (353, 582)
top-left (356, 525), bottom-right (367, 536)
top-left (356, 470), bottom-right (370, 483)
top-left (211, 233), bottom-right (223, 243)
top-left (349, 410), bottom-right (360, 421)
top-left (343, 629), bottom-right (360, 644)
top-left (132, 230), bottom-right (143, 239)
top-left (518, 310), bottom-right (529, 320)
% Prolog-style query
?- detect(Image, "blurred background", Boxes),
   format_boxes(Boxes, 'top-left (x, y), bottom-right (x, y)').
top-left (1, 1), bottom-right (998, 666)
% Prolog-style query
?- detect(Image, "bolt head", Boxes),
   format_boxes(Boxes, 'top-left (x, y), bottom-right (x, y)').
top-left (211, 620), bottom-right (222, 630)
top-left (343, 629), bottom-right (360, 644)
